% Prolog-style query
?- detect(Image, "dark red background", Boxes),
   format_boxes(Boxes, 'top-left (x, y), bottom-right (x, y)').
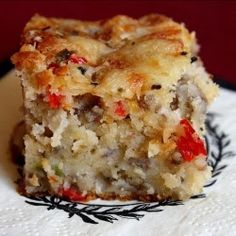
top-left (0, 1), bottom-right (235, 84)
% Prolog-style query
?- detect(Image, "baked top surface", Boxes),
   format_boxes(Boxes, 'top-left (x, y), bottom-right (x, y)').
top-left (12, 14), bottom-right (218, 106)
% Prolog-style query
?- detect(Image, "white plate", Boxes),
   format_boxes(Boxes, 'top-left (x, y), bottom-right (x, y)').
top-left (0, 70), bottom-right (236, 236)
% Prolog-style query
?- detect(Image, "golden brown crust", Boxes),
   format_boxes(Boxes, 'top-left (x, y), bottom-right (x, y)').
top-left (11, 14), bottom-right (194, 103)
top-left (12, 13), bottom-right (218, 107)
top-left (11, 51), bottom-right (45, 72)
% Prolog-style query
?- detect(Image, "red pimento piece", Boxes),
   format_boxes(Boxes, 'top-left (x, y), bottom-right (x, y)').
top-left (47, 93), bottom-right (64, 109)
top-left (58, 187), bottom-right (87, 202)
top-left (114, 101), bottom-right (127, 117)
top-left (176, 119), bottom-right (207, 162)
top-left (179, 119), bottom-right (195, 135)
top-left (69, 54), bottom-right (87, 64)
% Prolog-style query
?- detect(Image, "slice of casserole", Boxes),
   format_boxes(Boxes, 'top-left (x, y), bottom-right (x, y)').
top-left (11, 14), bottom-right (218, 201)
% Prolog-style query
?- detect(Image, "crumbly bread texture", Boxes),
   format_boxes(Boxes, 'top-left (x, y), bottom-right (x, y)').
top-left (11, 14), bottom-right (218, 202)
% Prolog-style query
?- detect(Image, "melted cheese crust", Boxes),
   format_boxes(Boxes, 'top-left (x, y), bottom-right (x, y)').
top-left (11, 14), bottom-right (217, 107)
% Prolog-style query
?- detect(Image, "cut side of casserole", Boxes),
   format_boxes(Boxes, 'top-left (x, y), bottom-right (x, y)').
top-left (11, 14), bottom-right (218, 201)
